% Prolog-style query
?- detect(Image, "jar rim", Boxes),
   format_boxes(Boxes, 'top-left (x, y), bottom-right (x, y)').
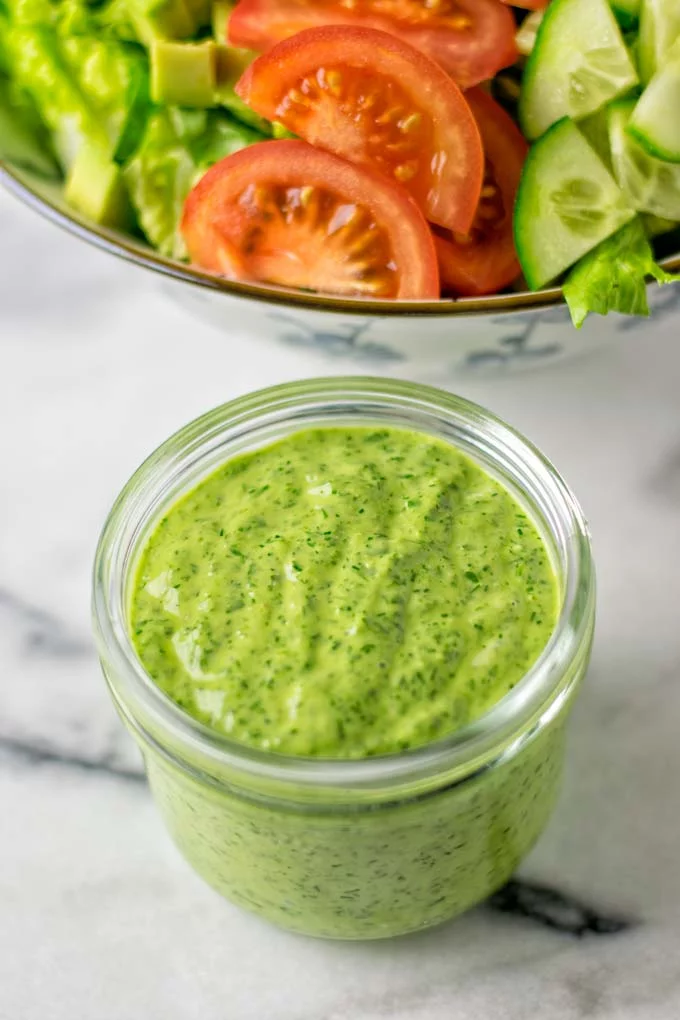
top-left (92, 377), bottom-right (595, 795)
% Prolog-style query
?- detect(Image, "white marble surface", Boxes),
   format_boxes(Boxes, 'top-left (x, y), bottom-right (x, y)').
top-left (2, 184), bottom-right (680, 1020)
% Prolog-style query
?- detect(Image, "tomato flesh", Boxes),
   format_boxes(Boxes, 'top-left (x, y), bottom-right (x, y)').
top-left (236, 26), bottom-right (484, 234)
top-left (228, 0), bottom-right (518, 89)
top-left (434, 88), bottom-right (527, 297)
top-left (181, 140), bottom-right (440, 299)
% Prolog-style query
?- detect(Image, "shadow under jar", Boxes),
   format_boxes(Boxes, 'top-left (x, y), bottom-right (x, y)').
top-left (92, 378), bottom-right (595, 939)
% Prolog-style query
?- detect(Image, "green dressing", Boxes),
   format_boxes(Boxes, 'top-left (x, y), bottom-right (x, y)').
top-left (130, 426), bottom-right (558, 758)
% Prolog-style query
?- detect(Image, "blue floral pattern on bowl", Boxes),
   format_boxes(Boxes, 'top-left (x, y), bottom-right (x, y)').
top-left (267, 313), bottom-right (403, 362)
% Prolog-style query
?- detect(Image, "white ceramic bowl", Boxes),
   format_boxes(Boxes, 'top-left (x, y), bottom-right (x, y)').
top-left (2, 159), bottom-right (679, 377)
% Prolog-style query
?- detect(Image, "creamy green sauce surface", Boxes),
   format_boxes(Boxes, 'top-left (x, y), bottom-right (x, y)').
top-left (130, 427), bottom-right (558, 758)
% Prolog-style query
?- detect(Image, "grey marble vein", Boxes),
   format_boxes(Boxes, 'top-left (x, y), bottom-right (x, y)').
top-left (0, 733), bottom-right (145, 782)
top-left (488, 880), bottom-right (634, 937)
top-left (0, 587), bottom-right (91, 659)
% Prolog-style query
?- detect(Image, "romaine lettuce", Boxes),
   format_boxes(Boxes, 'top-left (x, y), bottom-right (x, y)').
top-left (123, 108), bottom-right (263, 258)
top-left (563, 216), bottom-right (680, 326)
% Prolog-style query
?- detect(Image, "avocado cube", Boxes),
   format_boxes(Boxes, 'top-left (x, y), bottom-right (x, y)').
top-left (64, 143), bottom-right (134, 229)
top-left (212, 0), bottom-right (235, 42)
top-left (183, 0), bottom-right (212, 30)
top-left (129, 0), bottom-right (195, 43)
top-left (213, 45), bottom-right (271, 131)
top-left (151, 39), bottom-right (217, 107)
top-left (214, 42), bottom-right (256, 87)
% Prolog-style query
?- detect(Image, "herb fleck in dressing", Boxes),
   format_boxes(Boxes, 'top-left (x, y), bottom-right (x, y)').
top-left (131, 427), bottom-right (558, 757)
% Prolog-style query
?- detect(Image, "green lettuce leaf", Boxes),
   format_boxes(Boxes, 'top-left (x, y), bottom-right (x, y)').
top-left (0, 6), bottom-right (9, 73)
top-left (123, 108), bottom-right (263, 258)
top-left (213, 44), bottom-right (272, 134)
top-left (4, 22), bottom-right (150, 169)
top-left (5, 27), bottom-right (109, 167)
top-left (0, 72), bottom-right (60, 174)
top-left (5, 0), bottom-right (138, 40)
top-left (59, 33), bottom-right (150, 162)
top-left (563, 217), bottom-right (680, 327)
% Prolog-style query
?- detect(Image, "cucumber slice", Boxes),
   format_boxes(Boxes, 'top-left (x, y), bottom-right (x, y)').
top-left (628, 54), bottom-right (680, 162)
top-left (514, 117), bottom-right (635, 289)
top-left (609, 98), bottom-right (680, 218)
top-left (638, 0), bottom-right (680, 84)
top-left (520, 0), bottom-right (638, 141)
top-left (579, 106), bottom-right (613, 169)
top-left (642, 212), bottom-right (678, 236)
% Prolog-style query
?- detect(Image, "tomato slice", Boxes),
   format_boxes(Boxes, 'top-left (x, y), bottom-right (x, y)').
top-left (181, 139), bottom-right (439, 299)
top-left (228, 0), bottom-right (518, 89)
top-left (502, 1), bottom-right (548, 8)
top-left (433, 87), bottom-right (527, 297)
top-left (235, 26), bottom-right (483, 234)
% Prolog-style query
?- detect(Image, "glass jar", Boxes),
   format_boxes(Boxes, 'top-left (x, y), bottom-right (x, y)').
top-left (92, 378), bottom-right (595, 940)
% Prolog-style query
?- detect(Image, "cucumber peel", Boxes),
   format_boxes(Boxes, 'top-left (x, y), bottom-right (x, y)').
top-left (638, 0), bottom-right (680, 83)
top-left (628, 52), bottom-right (680, 162)
top-left (515, 117), bottom-right (636, 289)
top-left (520, 0), bottom-right (638, 141)
top-left (610, 97), bottom-right (680, 219)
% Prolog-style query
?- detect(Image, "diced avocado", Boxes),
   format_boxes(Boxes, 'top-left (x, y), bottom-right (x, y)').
top-left (151, 38), bottom-right (216, 107)
top-left (213, 43), bottom-right (270, 131)
top-left (212, 0), bottom-right (235, 42)
top-left (214, 41), bottom-right (255, 84)
top-left (127, 0), bottom-right (195, 44)
top-left (183, 0), bottom-right (211, 30)
top-left (64, 141), bottom-right (134, 228)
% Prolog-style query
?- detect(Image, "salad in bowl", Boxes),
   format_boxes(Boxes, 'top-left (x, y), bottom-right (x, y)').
top-left (1, 0), bottom-right (679, 338)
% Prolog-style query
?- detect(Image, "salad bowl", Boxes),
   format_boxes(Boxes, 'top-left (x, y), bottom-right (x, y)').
top-left (4, 156), bottom-right (679, 377)
top-left (2, 0), bottom-right (680, 377)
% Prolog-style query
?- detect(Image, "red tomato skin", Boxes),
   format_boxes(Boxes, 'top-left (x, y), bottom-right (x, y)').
top-left (228, 0), bottom-right (518, 89)
top-left (181, 139), bottom-right (440, 300)
top-left (435, 87), bottom-right (528, 297)
top-left (235, 25), bottom-right (484, 234)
